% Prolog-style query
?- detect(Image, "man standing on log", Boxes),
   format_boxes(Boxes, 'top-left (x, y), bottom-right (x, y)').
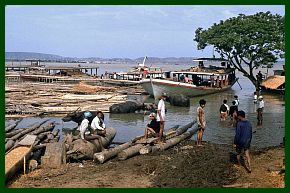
top-left (157, 93), bottom-right (167, 143)
top-left (233, 110), bottom-right (252, 173)
top-left (196, 99), bottom-right (206, 146)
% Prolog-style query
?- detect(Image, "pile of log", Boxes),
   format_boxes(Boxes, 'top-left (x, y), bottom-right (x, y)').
top-left (93, 121), bottom-right (198, 164)
top-left (5, 119), bottom-right (59, 162)
top-left (73, 82), bottom-right (117, 93)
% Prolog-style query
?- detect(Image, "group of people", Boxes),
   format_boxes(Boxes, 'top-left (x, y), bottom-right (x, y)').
top-left (200, 97), bottom-right (253, 173)
top-left (219, 94), bottom-right (265, 126)
top-left (77, 111), bottom-right (107, 150)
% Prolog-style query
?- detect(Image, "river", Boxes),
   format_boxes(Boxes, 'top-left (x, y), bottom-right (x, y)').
top-left (5, 61), bottom-right (285, 149)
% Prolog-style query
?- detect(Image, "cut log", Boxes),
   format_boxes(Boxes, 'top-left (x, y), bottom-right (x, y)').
top-left (117, 144), bottom-right (144, 161)
top-left (41, 142), bottom-right (67, 169)
top-left (5, 119), bottom-right (22, 133)
top-left (155, 123), bottom-right (198, 152)
top-left (93, 141), bottom-right (133, 164)
top-left (175, 121), bottom-right (196, 135)
top-left (9, 120), bottom-right (50, 141)
top-left (5, 140), bottom-right (15, 152)
top-left (6, 129), bottom-right (22, 138)
top-left (30, 122), bottom-right (55, 135)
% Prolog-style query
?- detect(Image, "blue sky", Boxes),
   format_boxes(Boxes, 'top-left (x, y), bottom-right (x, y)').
top-left (5, 5), bottom-right (285, 59)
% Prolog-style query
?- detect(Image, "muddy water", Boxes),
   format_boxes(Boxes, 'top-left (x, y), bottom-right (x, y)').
top-left (5, 62), bottom-right (285, 149)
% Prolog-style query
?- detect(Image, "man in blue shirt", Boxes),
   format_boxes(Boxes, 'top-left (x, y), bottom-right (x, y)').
top-left (233, 110), bottom-right (252, 173)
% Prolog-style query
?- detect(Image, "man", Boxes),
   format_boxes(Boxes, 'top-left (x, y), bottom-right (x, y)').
top-left (78, 111), bottom-right (92, 143)
top-left (233, 110), bottom-right (252, 173)
top-left (157, 93), bottom-right (167, 142)
top-left (144, 113), bottom-right (160, 139)
top-left (196, 99), bottom-right (206, 146)
top-left (257, 96), bottom-right (264, 126)
top-left (234, 95), bottom-right (240, 107)
top-left (91, 111), bottom-right (107, 150)
top-left (219, 99), bottom-right (229, 121)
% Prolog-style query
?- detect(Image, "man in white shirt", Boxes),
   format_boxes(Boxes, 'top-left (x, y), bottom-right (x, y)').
top-left (78, 111), bottom-right (92, 143)
top-left (157, 93), bottom-right (167, 142)
top-left (257, 96), bottom-right (265, 126)
top-left (91, 111), bottom-right (106, 150)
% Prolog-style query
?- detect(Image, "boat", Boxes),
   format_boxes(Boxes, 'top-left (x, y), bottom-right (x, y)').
top-left (260, 75), bottom-right (285, 95)
top-left (5, 135), bottom-right (37, 183)
top-left (104, 56), bottom-right (166, 86)
top-left (140, 59), bottom-right (238, 99)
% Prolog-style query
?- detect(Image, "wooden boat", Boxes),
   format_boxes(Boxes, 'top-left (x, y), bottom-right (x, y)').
top-left (5, 135), bottom-right (37, 183)
top-left (260, 75), bottom-right (285, 95)
top-left (140, 59), bottom-right (238, 99)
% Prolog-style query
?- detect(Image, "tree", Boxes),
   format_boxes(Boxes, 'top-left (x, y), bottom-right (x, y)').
top-left (194, 11), bottom-right (284, 90)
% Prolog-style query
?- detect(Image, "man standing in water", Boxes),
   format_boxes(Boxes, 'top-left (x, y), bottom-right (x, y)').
top-left (233, 110), bottom-right (252, 173)
top-left (157, 93), bottom-right (167, 143)
top-left (257, 95), bottom-right (264, 126)
top-left (197, 99), bottom-right (206, 146)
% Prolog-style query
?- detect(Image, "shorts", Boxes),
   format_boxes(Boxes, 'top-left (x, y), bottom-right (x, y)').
top-left (236, 146), bottom-right (250, 155)
top-left (93, 129), bottom-right (106, 136)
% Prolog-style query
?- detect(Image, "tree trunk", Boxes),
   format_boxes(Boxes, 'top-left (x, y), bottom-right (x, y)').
top-left (5, 140), bottom-right (15, 152)
top-left (93, 141), bottom-right (133, 164)
top-left (9, 120), bottom-right (50, 141)
top-left (117, 144), bottom-right (144, 161)
top-left (6, 129), bottom-right (22, 138)
top-left (5, 119), bottom-right (22, 133)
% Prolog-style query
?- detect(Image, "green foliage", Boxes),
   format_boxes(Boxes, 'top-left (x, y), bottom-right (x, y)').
top-left (194, 12), bottom-right (284, 88)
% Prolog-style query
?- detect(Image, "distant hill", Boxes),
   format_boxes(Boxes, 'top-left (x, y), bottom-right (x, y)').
top-left (5, 52), bottom-right (196, 64)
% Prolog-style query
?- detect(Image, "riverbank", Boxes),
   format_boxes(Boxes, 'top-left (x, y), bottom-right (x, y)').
top-left (7, 140), bottom-right (285, 188)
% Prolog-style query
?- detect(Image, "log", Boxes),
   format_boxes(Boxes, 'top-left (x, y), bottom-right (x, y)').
top-left (6, 129), bottom-right (22, 138)
top-left (5, 139), bottom-right (15, 152)
top-left (154, 123), bottom-right (198, 152)
top-left (93, 141), bottom-right (133, 164)
top-left (5, 119), bottom-right (22, 133)
top-left (117, 144), bottom-right (144, 161)
top-left (30, 122), bottom-right (55, 135)
top-left (9, 120), bottom-right (50, 141)
top-left (175, 121), bottom-right (196, 135)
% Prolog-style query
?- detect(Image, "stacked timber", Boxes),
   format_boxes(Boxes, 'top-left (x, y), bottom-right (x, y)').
top-left (93, 122), bottom-right (197, 164)
top-left (5, 119), bottom-right (61, 183)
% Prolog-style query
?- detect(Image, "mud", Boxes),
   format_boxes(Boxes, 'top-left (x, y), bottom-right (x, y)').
top-left (8, 140), bottom-right (285, 188)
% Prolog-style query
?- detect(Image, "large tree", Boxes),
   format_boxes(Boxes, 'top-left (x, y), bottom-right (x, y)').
top-left (194, 11), bottom-right (284, 90)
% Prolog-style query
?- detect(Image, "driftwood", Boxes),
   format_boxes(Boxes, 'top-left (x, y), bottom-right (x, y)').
top-left (30, 122), bottom-right (55, 135)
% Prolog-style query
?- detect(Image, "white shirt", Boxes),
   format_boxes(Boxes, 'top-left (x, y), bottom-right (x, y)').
top-left (77, 118), bottom-right (89, 140)
top-left (253, 95), bottom-right (258, 103)
top-left (91, 116), bottom-right (106, 131)
top-left (258, 100), bottom-right (264, 109)
top-left (156, 99), bottom-right (165, 121)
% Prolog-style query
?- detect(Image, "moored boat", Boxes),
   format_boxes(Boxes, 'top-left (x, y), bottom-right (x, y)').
top-left (141, 59), bottom-right (238, 99)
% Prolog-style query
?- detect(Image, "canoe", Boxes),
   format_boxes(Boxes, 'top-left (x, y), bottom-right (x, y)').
top-left (5, 135), bottom-right (37, 183)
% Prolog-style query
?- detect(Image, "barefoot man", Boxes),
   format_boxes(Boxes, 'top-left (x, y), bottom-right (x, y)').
top-left (157, 93), bottom-right (167, 143)
top-left (197, 99), bottom-right (206, 146)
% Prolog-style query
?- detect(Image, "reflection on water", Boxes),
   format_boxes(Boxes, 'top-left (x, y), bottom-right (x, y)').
top-left (5, 63), bottom-right (285, 149)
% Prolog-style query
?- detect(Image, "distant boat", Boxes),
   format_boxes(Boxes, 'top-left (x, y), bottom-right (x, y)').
top-left (104, 56), bottom-right (166, 86)
top-left (140, 59), bottom-right (238, 99)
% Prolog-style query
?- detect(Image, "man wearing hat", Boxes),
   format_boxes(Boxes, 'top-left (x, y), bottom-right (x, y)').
top-left (157, 93), bottom-right (167, 142)
top-left (144, 112), bottom-right (160, 139)
top-left (77, 111), bottom-right (93, 143)
top-left (257, 95), bottom-right (264, 126)
top-left (233, 110), bottom-right (252, 173)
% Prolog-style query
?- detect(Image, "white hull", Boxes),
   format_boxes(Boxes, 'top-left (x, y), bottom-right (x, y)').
top-left (146, 79), bottom-right (237, 99)
top-left (140, 79), bottom-right (154, 96)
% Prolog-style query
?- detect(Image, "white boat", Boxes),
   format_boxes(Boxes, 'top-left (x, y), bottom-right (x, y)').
top-left (141, 59), bottom-right (238, 99)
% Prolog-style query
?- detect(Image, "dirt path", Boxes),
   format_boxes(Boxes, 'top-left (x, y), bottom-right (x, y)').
top-left (8, 140), bottom-right (284, 188)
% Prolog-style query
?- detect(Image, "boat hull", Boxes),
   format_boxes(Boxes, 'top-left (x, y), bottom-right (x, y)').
top-left (140, 79), bottom-right (154, 96)
top-left (149, 79), bottom-right (237, 99)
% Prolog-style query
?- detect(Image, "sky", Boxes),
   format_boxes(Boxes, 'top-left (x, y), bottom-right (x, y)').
top-left (5, 5), bottom-right (285, 59)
